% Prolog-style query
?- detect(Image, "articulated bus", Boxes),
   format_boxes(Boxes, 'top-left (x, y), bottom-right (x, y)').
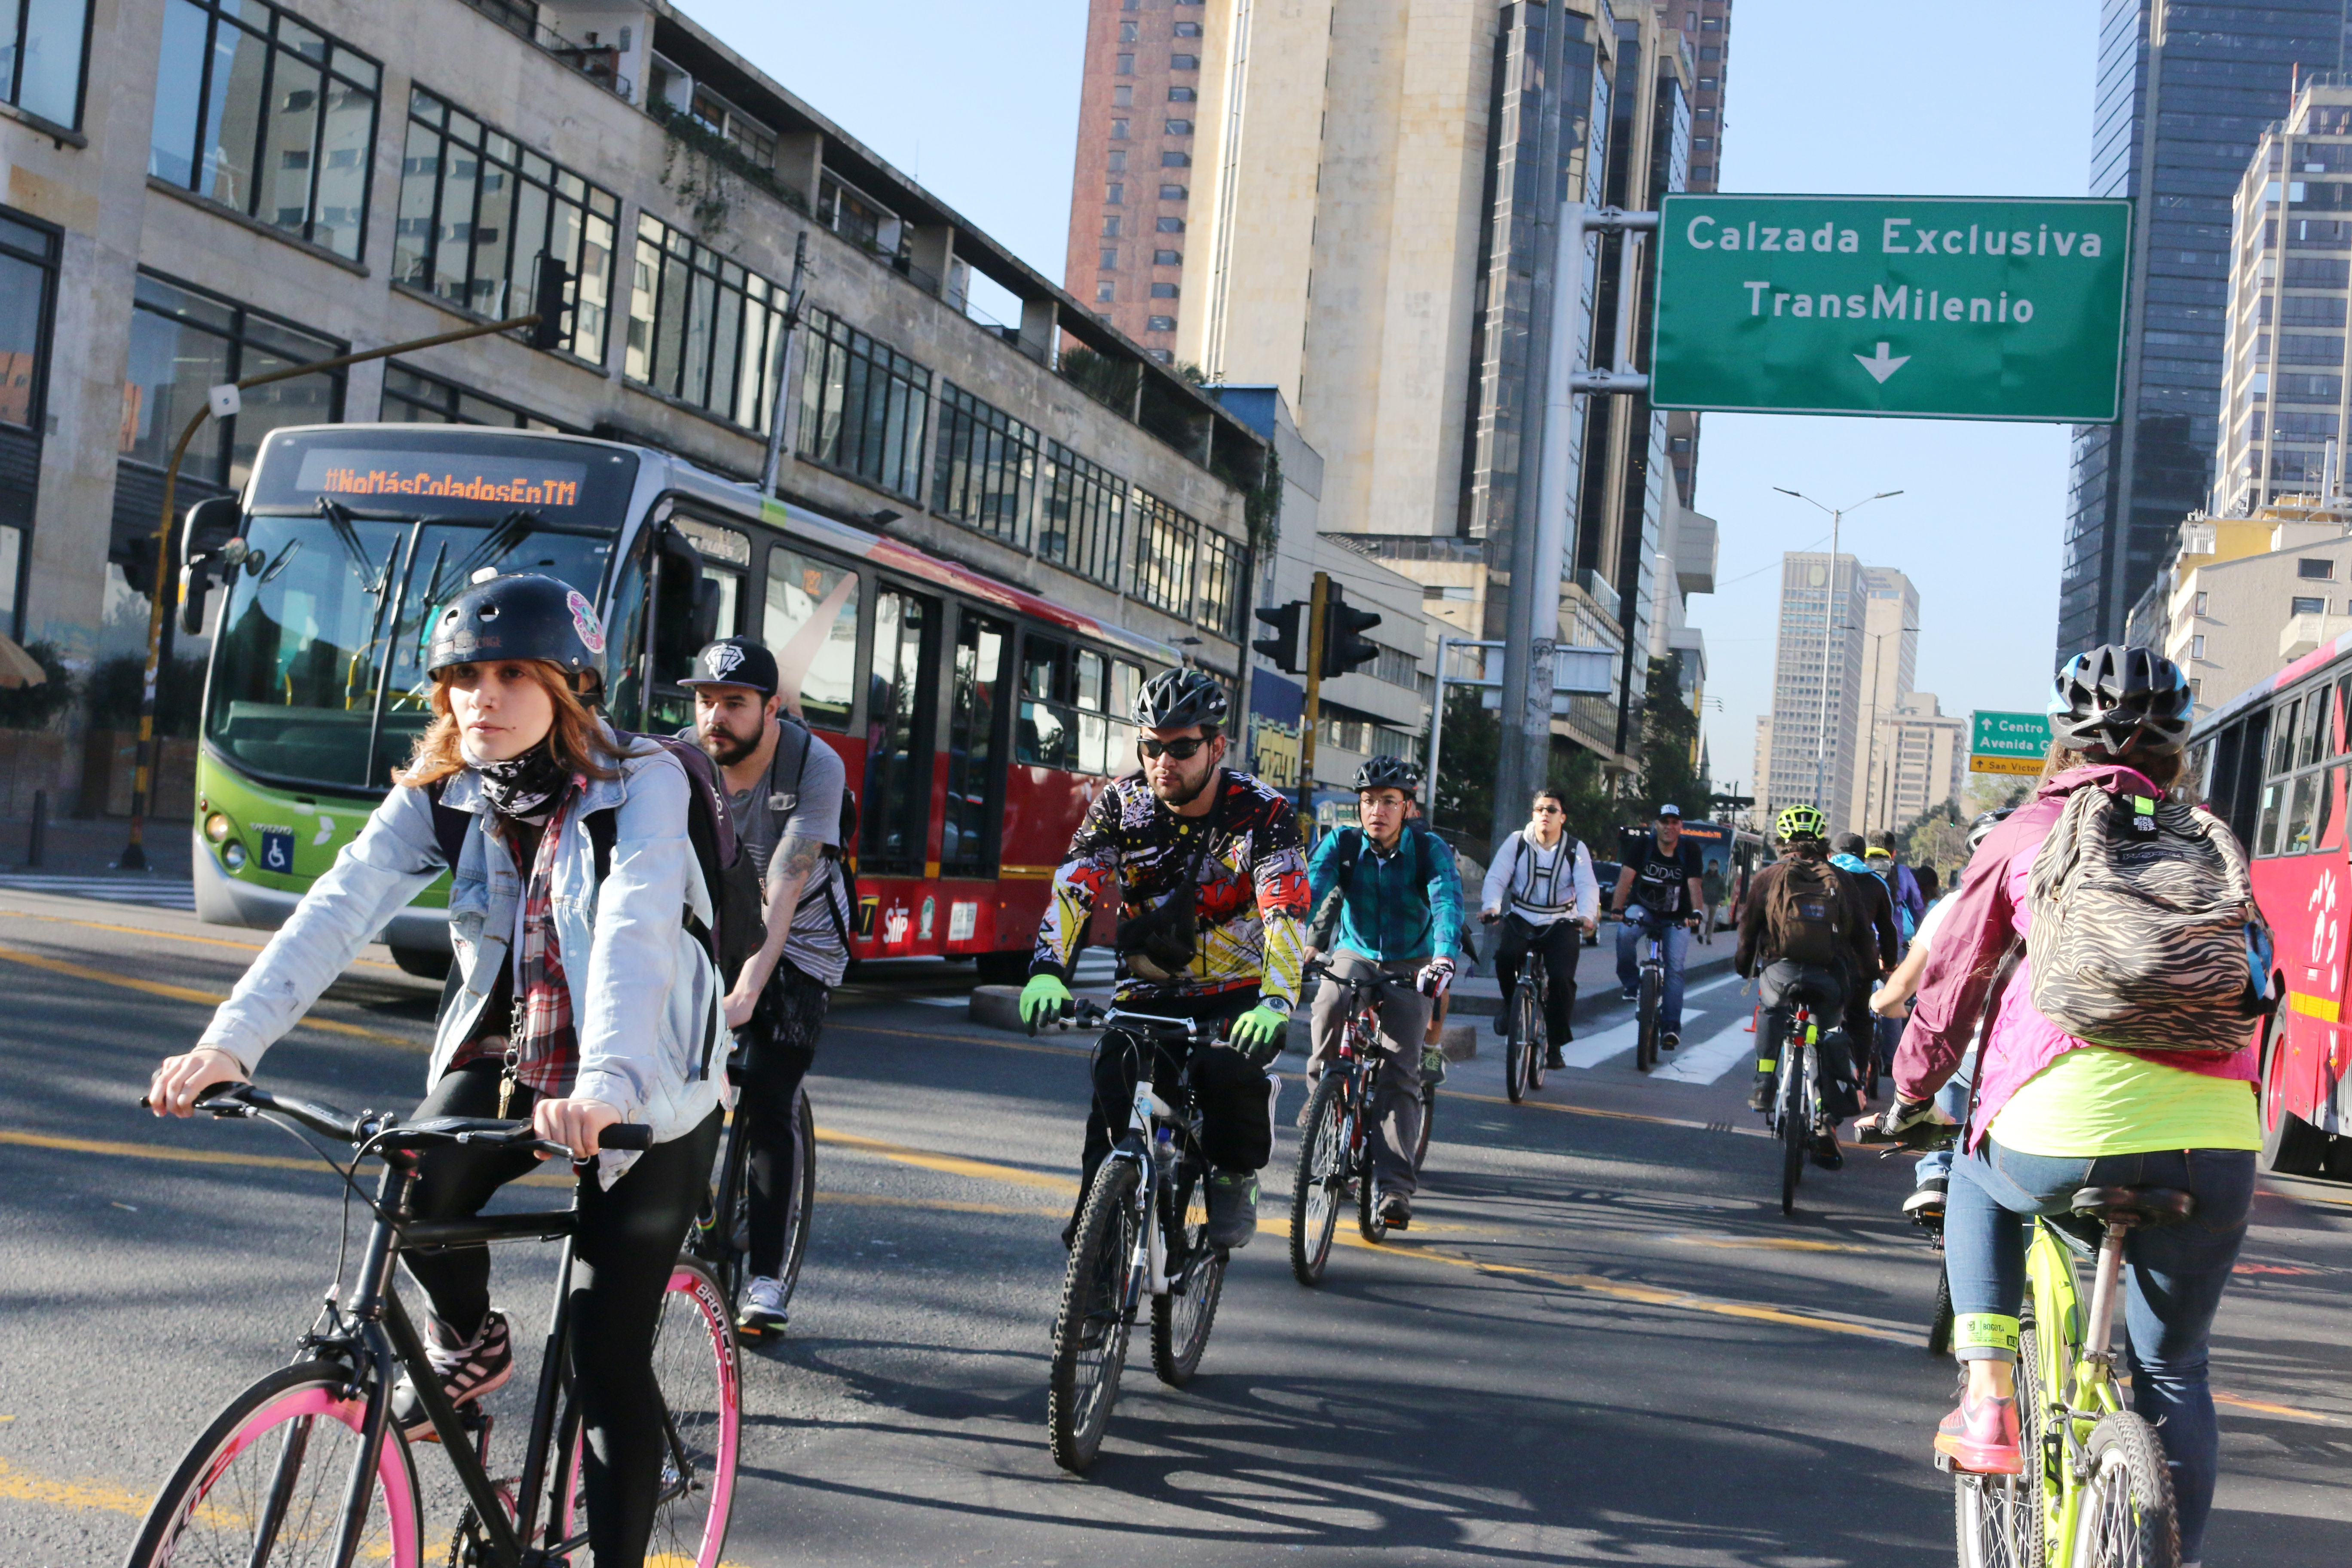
top-left (188, 423), bottom-right (1178, 980)
top-left (2190, 635), bottom-right (2352, 1176)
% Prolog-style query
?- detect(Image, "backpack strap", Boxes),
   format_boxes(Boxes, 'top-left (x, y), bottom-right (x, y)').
top-left (425, 777), bottom-right (471, 873)
top-left (771, 720), bottom-right (855, 956)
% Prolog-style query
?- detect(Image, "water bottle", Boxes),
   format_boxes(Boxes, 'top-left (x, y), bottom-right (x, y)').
top-left (1152, 1125), bottom-right (1177, 1192)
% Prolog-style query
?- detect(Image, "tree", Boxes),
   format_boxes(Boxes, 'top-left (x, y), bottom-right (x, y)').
top-left (1632, 654), bottom-right (1708, 819)
top-left (1898, 798), bottom-right (1968, 881)
top-left (1430, 685), bottom-right (1497, 852)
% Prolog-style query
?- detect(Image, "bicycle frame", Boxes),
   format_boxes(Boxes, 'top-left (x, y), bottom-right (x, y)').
top-left (1095, 1013), bottom-right (1217, 1307)
top-left (2024, 1216), bottom-right (2131, 1557)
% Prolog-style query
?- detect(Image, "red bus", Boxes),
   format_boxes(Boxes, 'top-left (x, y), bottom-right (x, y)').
top-left (2190, 635), bottom-right (2352, 1176)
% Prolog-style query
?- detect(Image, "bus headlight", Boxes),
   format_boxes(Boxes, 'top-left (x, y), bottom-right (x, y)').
top-left (204, 813), bottom-right (233, 843)
top-left (222, 841), bottom-right (247, 870)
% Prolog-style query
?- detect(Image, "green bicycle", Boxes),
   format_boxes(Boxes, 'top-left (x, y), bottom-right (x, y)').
top-left (1945, 1184), bottom-right (2190, 1568)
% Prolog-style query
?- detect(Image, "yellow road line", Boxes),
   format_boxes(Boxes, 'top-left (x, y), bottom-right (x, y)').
top-left (2211, 1390), bottom-right (2346, 1424)
top-left (0, 907), bottom-right (404, 972)
top-left (827, 1018), bottom-right (1087, 1057)
top-left (0, 1454), bottom-right (153, 1517)
top-left (812, 1127), bottom-right (1081, 1194)
top-left (0, 942), bottom-right (420, 1048)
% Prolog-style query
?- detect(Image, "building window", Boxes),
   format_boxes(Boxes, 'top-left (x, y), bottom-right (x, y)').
top-left (685, 83), bottom-right (776, 168)
top-left (1165, 118), bottom-right (1192, 135)
top-left (2191, 633), bottom-right (2207, 659)
top-left (1700, 44), bottom-right (1721, 59)
top-left (1116, 52), bottom-right (1133, 74)
top-left (395, 86), bottom-right (617, 360)
top-left (149, 0), bottom-right (380, 260)
top-left (1146, 314), bottom-right (1176, 331)
top-left (1169, 85), bottom-right (1196, 101)
top-left (1106, 183), bottom-right (1125, 205)
top-left (120, 270), bottom-right (344, 489)
top-left (1096, 281), bottom-right (1114, 303)
top-left (2194, 590), bottom-right (2209, 616)
top-left (1171, 53), bottom-right (1199, 70)
top-left (817, 174), bottom-right (902, 256)
top-left (0, 209), bottom-right (56, 434)
top-left (797, 304), bottom-right (931, 499)
top-left (380, 362), bottom-right (562, 430)
top-left (1111, 118), bottom-right (1130, 139)
top-left (1198, 528), bottom-right (1245, 639)
top-left (2294, 596), bottom-right (2328, 616)
top-left (1131, 488), bottom-right (1197, 620)
top-left (1153, 248), bottom-right (1182, 266)
top-left (1371, 645), bottom-right (1420, 689)
top-left (1039, 441), bottom-right (1125, 585)
top-left (1174, 21), bottom-right (1203, 37)
top-left (1118, 20), bottom-right (1137, 42)
top-left (1106, 150), bottom-right (1127, 172)
top-left (1112, 84), bottom-right (1132, 107)
top-left (1150, 282), bottom-right (1179, 298)
top-left (1159, 184), bottom-right (1187, 200)
top-left (1157, 216), bottom-right (1185, 233)
top-left (2299, 557), bottom-right (2336, 579)
top-left (1101, 216), bottom-right (1121, 237)
top-left (625, 210), bottom-right (793, 433)
top-left (3, 0), bottom-right (90, 128)
top-left (932, 383), bottom-right (1040, 549)
top-left (1100, 247), bottom-right (1118, 269)
top-left (1161, 150), bottom-right (1191, 168)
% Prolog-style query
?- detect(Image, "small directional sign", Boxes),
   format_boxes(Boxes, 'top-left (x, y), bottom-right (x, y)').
top-left (1970, 709), bottom-right (2052, 775)
top-left (1649, 194), bottom-right (2131, 423)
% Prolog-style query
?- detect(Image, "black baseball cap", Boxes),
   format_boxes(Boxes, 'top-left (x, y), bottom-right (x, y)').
top-left (680, 636), bottom-right (778, 695)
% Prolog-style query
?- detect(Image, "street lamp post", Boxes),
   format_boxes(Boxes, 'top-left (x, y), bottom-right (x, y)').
top-left (1773, 487), bottom-right (1901, 824)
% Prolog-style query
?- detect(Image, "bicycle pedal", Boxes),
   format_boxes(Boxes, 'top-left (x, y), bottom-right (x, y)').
top-left (1933, 1451), bottom-right (1952, 1474)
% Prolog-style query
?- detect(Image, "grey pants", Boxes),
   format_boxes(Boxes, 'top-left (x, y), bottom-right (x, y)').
top-left (1308, 953), bottom-right (1429, 1197)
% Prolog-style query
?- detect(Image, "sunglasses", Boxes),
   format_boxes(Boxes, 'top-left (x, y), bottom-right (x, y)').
top-left (1139, 736), bottom-right (1210, 760)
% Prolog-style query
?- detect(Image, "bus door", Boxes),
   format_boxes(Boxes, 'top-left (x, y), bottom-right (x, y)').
top-left (941, 608), bottom-right (1011, 951)
top-left (604, 519), bottom-right (717, 730)
top-left (2257, 680), bottom-right (2346, 1135)
top-left (862, 585), bottom-right (941, 949)
top-left (672, 514), bottom-right (752, 640)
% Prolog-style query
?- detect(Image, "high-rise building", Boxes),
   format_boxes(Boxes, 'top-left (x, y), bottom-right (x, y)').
top-left (2058, 0), bottom-right (2347, 659)
top-left (1763, 551), bottom-right (1870, 830)
top-left (1861, 695), bottom-right (1969, 835)
top-left (1850, 566), bottom-right (1920, 831)
top-left (1660, 0), bottom-right (1735, 506)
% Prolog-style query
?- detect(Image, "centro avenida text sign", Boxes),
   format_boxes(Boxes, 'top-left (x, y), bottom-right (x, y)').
top-left (1648, 194), bottom-right (2131, 422)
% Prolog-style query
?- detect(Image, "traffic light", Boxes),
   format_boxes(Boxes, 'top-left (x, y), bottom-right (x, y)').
top-left (528, 254), bottom-right (572, 350)
top-left (1252, 600), bottom-right (1306, 673)
top-left (1318, 585), bottom-right (1383, 678)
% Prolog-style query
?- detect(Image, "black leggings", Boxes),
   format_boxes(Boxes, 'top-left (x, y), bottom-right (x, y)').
top-left (740, 961), bottom-right (828, 1277)
top-left (400, 1061), bottom-right (722, 1568)
top-left (1495, 913), bottom-right (1580, 1044)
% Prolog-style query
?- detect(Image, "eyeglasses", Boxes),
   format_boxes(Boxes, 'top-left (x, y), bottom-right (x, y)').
top-left (1138, 736), bottom-right (1209, 760)
top-left (1531, 804), bottom-right (1563, 815)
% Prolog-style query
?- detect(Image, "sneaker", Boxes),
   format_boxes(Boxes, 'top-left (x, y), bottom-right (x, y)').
top-left (1661, 1032), bottom-right (1679, 1051)
top-left (1902, 1176), bottom-right (1949, 1219)
top-left (1205, 1170), bottom-right (1259, 1249)
top-left (1544, 1048), bottom-right (1565, 1070)
top-left (1492, 1008), bottom-right (1510, 1037)
top-left (1620, 987), bottom-right (1641, 1003)
top-left (1933, 1390), bottom-right (2023, 1475)
top-left (1810, 1123), bottom-right (1845, 1170)
top-left (1747, 1076), bottom-right (1774, 1113)
top-left (392, 1310), bottom-right (513, 1440)
top-left (1377, 1190), bottom-right (1412, 1230)
top-left (737, 1275), bottom-right (790, 1341)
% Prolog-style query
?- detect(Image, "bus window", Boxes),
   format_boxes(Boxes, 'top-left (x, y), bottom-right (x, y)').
top-left (1075, 649), bottom-right (1106, 710)
top-left (674, 516), bottom-right (749, 638)
top-left (2337, 674), bottom-right (2352, 754)
top-left (1109, 660), bottom-right (1143, 771)
top-left (863, 588), bottom-right (939, 876)
top-left (2257, 781), bottom-right (2286, 858)
top-left (1018, 636), bottom-right (1075, 770)
top-left (943, 612), bottom-right (1010, 876)
top-left (2233, 709), bottom-right (2270, 846)
top-left (2286, 771), bottom-right (2320, 854)
top-left (2318, 764), bottom-right (2346, 851)
top-left (1074, 649), bottom-right (1108, 772)
top-left (762, 546), bottom-right (859, 729)
top-left (603, 528), bottom-right (651, 727)
top-left (2271, 698), bottom-right (2301, 777)
top-left (2300, 686), bottom-right (2330, 769)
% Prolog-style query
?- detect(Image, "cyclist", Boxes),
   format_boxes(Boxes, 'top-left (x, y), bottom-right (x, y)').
top-left (1481, 787), bottom-right (1599, 1068)
top-left (1829, 831), bottom-right (1905, 1089)
top-left (1865, 828), bottom-right (1928, 937)
top-left (680, 635), bottom-right (850, 1341)
top-left (1302, 756), bottom-right (1463, 1229)
top-left (147, 573), bottom-right (723, 1568)
top-left (1880, 646), bottom-right (2254, 1567)
top-left (1020, 668), bottom-right (1308, 1251)
top-left (1735, 804), bottom-right (1876, 1164)
top-left (1610, 804), bottom-right (1705, 1049)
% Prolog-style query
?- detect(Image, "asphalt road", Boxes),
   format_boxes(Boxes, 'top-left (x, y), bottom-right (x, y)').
top-left (3, 887), bottom-right (2350, 1567)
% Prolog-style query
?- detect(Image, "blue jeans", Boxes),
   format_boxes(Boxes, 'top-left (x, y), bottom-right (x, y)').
top-left (1914, 1047), bottom-right (1975, 1184)
top-left (1615, 912), bottom-right (1689, 1033)
top-left (1946, 1139), bottom-right (2254, 1562)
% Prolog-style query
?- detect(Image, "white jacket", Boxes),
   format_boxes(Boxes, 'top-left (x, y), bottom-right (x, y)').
top-left (1481, 829), bottom-right (1599, 927)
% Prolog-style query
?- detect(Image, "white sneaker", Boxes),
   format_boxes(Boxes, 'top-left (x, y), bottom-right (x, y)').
top-left (738, 1275), bottom-right (789, 1340)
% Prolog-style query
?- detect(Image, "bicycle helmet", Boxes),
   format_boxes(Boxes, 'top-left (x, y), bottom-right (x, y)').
top-left (1965, 807), bottom-right (2016, 858)
top-left (425, 572), bottom-right (606, 678)
top-left (1353, 755), bottom-right (1422, 796)
top-left (1774, 803), bottom-right (1828, 842)
top-left (2047, 643), bottom-right (2193, 757)
top-left (1133, 666), bottom-right (1229, 731)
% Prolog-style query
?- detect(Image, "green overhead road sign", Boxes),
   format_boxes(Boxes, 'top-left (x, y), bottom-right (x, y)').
top-left (1649, 194), bottom-right (2131, 422)
top-left (1971, 709), bottom-right (2052, 776)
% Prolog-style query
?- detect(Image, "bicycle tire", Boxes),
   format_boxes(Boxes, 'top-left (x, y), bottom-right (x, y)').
top-left (775, 1089), bottom-right (817, 1314)
top-left (1928, 1266), bottom-right (1956, 1357)
top-left (1048, 1157), bottom-right (1142, 1470)
top-left (2017, 1321), bottom-right (2050, 1568)
top-left (125, 1360), bottom-right (424, 1568)
top-left (1952, 1466), bottom-right (2036, 1568)
top-left (2074, 1413), bottom-right (2181, 1568)
top-left (1779, 1041), bottom-right (1808, 1216)
top-left (1504, 989), bottom-right (1531, 1103)
top-left (1289, 1072), bottom-right (1349, 1285)
top-left (1519, 985), bottom-right (1547, 1091)
top-left (1149, 1163), bottom-right (1228, 1386)
top-left (1412, 1082), bottom-right (1435, 1175)
top-left (1637, 965), bottom-right (1662, 1072)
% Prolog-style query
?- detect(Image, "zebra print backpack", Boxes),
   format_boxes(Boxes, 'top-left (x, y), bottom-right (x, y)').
top-left (2024, 781), bottom-right (2272, 1056)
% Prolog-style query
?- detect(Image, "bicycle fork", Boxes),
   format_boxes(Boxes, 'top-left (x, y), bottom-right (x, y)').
top-left (1127, 1082), bottom-right (1172, 1304)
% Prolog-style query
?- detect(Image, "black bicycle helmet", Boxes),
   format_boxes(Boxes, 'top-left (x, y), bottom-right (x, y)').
top-left (425, 571), bottom-right (606, 678)
top-left (1353, 755), bottom-right (1422, 796)
top-left (1965, 807), bottom-right (2015, 858)
top-left (1133, 666), bottom-right (1229, 730)
top-left (2047, 643), bottom-right (2193, 757)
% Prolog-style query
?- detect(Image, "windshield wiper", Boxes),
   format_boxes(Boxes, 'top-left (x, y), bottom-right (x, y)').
top-left (439, 510), bottom-right (544, 587)
top-left (315, 498), bottom-right (395, 601)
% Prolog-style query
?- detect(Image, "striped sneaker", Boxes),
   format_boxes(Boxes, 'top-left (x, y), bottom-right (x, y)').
top-left (392, 1309), bottom-right (513, 1440)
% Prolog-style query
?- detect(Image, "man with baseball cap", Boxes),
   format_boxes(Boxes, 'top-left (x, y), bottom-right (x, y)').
top-left (1610, 803), bottom-right (1706, 1049)
top-left (681, 634), bottom-right (852, 1340)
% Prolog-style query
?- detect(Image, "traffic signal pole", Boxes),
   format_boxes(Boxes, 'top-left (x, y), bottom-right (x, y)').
top-left (1298, 570), bottom-right (1329, 822)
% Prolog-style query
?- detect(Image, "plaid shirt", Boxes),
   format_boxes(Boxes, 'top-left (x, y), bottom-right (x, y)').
top-left (454, 785), bottom-right (582, 1095)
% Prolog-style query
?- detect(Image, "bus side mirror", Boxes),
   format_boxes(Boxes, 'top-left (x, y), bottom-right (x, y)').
top-left (180, 496), bottom-right (245, 636)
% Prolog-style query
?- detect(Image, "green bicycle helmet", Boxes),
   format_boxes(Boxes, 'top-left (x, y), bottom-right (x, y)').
top-left (1774, 803), bottom-right (1828, 843)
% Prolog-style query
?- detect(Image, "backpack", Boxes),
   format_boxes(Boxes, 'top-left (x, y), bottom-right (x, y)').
top-left (2024, 783), bottom-right (2275, 1055)
top-left (1765, 855), bottom-right (1849, 968)
top-left (427, 729), bottom-right (756, 1079)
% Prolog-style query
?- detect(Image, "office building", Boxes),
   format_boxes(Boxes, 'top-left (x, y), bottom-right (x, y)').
top-left (1861, 695), bottom-right (1967, 836)
top-left (1850, 566), bottom-right (1920, 832)
top-left (1661, 0), bottom-right (1735, 506)
top-left (1762, 551), bottom-right (1869, 830)
top-left (2058, 0), bottom-right (2347, 658)
top-left (2160, 503), bottom-right (2352, 713)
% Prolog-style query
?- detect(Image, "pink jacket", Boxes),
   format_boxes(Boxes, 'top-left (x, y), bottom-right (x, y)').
top-left (1894, 763), bottom-right (2258, 1151)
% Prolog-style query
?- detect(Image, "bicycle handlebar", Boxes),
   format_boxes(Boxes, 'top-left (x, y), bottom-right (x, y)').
top-left (150, 1083), bottom-right (653, 1158)
top-left (1853, 1118), bottom-right (1958, 1153)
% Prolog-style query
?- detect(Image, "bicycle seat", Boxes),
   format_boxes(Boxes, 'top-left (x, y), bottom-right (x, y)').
top-left (2068, 1186), bottom-right (2195, 1228)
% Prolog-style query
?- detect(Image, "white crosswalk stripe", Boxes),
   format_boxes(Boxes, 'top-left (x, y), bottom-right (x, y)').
top-left (1650, 1014), bottom-right (1764, 1085)
top-left (0, 875), bottom-right (197, 911)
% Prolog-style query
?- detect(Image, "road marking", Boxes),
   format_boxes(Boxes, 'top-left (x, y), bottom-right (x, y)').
top-left (813, 1127), bottom-right (1080, 1194)
top-left (0, 942), bottom-right (420, 1048)
top-left (2211, 1390), bottom-right (2346, 1424)
top-left (0, 1454), bottom-right (154, 1517)
top-left (1649, 1015), bottom-right (1760, 1086)
top-left (0, 907), bottom-right (404, 972)
top-left (0, 875), bottom-right (195, 910)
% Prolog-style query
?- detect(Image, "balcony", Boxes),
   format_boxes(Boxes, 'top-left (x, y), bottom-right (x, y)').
top-left (2281, 611), bottom-right (2352, 659)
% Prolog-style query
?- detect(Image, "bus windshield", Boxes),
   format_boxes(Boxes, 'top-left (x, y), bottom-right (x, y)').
top-left (205, 510), bottom-right (617, 791)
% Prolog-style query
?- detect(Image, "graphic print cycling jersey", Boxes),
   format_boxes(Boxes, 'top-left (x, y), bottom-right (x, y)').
top-left (1032, 769), bottom-right (1311, 1012)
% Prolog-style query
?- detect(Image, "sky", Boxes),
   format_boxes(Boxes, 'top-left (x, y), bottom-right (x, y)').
top-left (689, 0), bottom-right (2101, 789)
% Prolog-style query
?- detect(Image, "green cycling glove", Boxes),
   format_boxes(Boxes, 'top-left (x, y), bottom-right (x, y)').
top-left (1230, 1004), bottom-right (1290, 1064)
top-left (1018, 973), bottom-right (1072, 1031)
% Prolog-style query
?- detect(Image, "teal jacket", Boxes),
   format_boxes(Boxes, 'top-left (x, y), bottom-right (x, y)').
top-left (1306, 825), bottom-right (1463, 962)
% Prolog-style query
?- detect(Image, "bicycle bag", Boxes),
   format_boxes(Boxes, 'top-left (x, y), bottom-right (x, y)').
top-left (2024, 783), bottom-right (2272, 1056)
top-left (1764, 856), bottom-right (1847, 968)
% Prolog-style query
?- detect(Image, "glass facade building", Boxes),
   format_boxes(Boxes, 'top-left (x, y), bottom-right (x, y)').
top-left (2060, 0), bottom-right (2349, 658)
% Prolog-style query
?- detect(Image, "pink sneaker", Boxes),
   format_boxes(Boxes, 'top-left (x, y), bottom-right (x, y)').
top-left (1934, 1390), bottom-right (2021, 1475)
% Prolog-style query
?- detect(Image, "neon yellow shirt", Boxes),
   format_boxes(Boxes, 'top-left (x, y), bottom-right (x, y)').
top-left (1990, 1047), bottom-right (2260, 1157)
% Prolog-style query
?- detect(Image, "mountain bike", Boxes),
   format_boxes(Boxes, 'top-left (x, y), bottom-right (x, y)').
top-left (124, 1083), bottom-right (739, 1568)
top-left (1045, 1001), bottom-right (1232, 1473)
top-left (1942, 1186), bottom-right (2193, 1568)
top-left (1631, 916), bottom-right (1668, 1072)
top-left (1763, 1001), bottom-right (1821, 1216)
top-left (1290, 961), bottom-right (1417, 1283)
top-left (1496, 932), bottom-right (1549, 1104)
top-left (691, 1041), bottom-right (815, 1341)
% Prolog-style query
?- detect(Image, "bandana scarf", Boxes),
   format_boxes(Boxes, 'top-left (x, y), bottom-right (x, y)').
top-left (469, 738), bottom-right (570, 819)
top-left (501, 783), bottom-right (583, 1106)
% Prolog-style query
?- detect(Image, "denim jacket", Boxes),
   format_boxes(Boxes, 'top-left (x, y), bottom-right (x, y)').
top-left (197, 730), bottom-right (724, 1179)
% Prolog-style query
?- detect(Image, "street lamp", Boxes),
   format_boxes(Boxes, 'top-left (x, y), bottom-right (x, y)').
top-left (1773, 487), bottom-right (1902, 823)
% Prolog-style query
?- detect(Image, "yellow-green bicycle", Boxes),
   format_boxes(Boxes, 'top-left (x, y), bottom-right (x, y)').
top-left (1945, 1184), bottom-right (2189, 1568)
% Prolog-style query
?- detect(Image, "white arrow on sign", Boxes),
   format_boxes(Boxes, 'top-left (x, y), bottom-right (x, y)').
top-left (1854, 342), bottom-right (1911, 384)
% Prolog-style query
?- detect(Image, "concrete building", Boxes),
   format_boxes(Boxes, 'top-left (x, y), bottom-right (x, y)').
top-left (1850, 566), bottom-right (1920, 833)
top-left (2057, 0), bottom-right (2349, 659)
top-left (2123, 508), bottom-right (2284, 653)
top-left (0, 0), bottom-right (1357, 751)
top-left (1762, 551), bottom-right (1869, 831)
top-left (2162, 507), bottom-right (2352, 713)
top-left (1069, 0), bottom-right (1709, 778)
top-left (1860, 693), bottom-right (1967, 836)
